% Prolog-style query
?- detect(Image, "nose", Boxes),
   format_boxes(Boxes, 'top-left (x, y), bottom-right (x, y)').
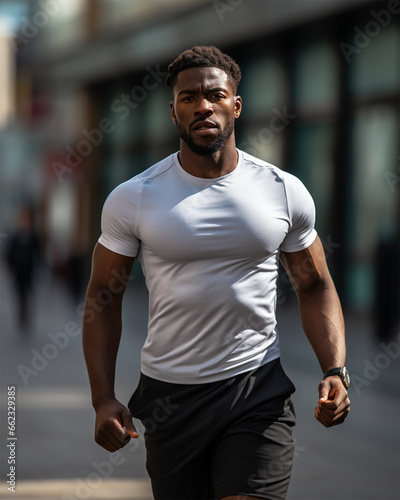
top-left (194, 97), bottom-right (213, 115)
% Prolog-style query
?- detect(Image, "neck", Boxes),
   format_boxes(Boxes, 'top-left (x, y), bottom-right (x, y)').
top-left (178, 138), bottom-right (238, 179)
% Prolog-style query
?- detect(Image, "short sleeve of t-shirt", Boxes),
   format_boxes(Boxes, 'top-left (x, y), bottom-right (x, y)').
top-left (98, 180), bottom-right (141, 257)
top-left (280, 172), bottom-right (317, 253)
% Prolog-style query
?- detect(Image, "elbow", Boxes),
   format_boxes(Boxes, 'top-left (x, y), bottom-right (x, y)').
top-left (295, 274), bottom-right (334, 301)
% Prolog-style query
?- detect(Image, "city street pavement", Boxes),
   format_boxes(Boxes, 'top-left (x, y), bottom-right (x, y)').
top-left (0, 262), bottom-right (399, 500)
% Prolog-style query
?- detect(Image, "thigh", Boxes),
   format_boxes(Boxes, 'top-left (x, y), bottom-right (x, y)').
top-left (128, 374), bottom-right (218, 500)
top-left (129, 360), bottom-right (296, 500)
top-left (143, 415), bottom-right (215, 500)
top-left (212, 397), bottom-right (296, 500)
top-left (211, 360), bottom-right (297, 500)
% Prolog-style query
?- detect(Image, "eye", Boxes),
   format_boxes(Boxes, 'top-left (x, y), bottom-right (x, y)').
top-left (181, 95), bottom-right (194, 102)
top-left (210, 93), bottom-right (225, 101)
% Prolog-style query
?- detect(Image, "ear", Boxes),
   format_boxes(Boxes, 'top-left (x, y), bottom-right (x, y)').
top-left (234, 95), bottom-right (242, 119)
top-left (170, 101), bottom-right (177, 125)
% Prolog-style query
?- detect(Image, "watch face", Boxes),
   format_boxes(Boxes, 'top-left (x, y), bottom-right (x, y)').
top-left (341, 367), bottom-right (350, 388)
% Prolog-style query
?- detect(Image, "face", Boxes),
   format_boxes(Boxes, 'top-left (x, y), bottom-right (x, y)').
top-left (170, 67), bottom-right (242, 156)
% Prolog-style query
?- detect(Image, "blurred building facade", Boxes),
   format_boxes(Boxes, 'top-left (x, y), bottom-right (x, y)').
top-left (1, 0), bottom-right (399, 336)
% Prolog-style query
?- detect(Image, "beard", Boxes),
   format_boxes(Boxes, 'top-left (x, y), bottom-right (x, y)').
top-left (175, 117), bottom-right (235, 156)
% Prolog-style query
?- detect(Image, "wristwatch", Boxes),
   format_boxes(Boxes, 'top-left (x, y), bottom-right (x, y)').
top-left (323, 366), bottom-right (350, 389)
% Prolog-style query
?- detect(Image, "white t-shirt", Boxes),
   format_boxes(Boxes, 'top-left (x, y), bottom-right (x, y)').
top-left (99, 149), bottom-right (317, 383)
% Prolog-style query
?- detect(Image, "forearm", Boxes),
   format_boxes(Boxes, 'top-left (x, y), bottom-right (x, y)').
top-left (281, 239), bottom-right (350, 427)
top-left (297, 277), bottom-right (346, 373)
top-left (82, 244), bottom-right (137, 450)
top-left (82, 298), bottom-right (123, 409)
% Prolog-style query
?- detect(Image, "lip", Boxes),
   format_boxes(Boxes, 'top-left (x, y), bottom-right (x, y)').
top-left (191, 120), bottom-right (218, 130)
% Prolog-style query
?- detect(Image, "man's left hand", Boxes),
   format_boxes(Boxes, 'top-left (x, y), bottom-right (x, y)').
top-left (315, 376), bottom-right (350, 427)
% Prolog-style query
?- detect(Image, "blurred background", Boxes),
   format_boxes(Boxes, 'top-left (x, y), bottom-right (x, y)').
top-left (0, 1), bottom-right (399, 499)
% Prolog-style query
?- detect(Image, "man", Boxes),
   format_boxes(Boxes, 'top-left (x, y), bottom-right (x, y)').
top-left (83, 46), bottom-right (350, 500)
top-left (6, 207), bottom-right (39, 330)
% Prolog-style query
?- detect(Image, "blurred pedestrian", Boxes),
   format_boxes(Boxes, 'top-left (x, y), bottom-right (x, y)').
top-left (83, 46), bottom-right (350, 500)
top-left (5, 207), bottom-right (39, 331)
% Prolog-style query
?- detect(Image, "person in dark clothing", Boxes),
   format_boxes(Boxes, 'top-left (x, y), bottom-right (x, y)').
top-left (6, 207), bottom-right (39, 330)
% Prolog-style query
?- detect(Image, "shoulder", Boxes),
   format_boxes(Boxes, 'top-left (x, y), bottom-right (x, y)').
top-left (239, 149), bottom-right (315, 225)
top-left (240, 150), bottom-right (310, 192)
top-left (136, 153), bottom-right (176, 184)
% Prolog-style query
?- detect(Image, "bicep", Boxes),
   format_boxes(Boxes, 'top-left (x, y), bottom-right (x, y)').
top-left (280, 236), bottom-right (331, 295)
top-left (88, 242), bottom-right (135, 297)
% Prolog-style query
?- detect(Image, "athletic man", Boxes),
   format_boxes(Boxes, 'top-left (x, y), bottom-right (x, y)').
top-left (83, 46), bottom-right (350, 500)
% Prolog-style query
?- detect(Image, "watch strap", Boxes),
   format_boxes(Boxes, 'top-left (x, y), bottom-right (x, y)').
top-left (323, 367), bottom-right (343, 378)
top-left (323, 366), bottom-right (350, 389)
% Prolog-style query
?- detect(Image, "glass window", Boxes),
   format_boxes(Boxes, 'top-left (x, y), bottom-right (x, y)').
top-left (349, 24), bottom-right (399, 97)
top-left (291, 123), bottom-right (335, 236)
top-left (106, 83), bottom-right (145, 145)
top-left (144, 86), bottom-right (175, 141)
top-left (294, 41), bottom-right (338, 112)
top-left (102, 154), bottom-right (134, 194)
top-left (97, 0), bottom-right (197, 31)
top-left (349, 105), bottom-right (398, 252)
top-left (237, 124), bottom-right (285, 168)
top-left (240, 56), bottom-right (287, 118)
top-left (40, 0), bottom-right (85, 51)
top-left (347, 104), bottom-right (399, 309)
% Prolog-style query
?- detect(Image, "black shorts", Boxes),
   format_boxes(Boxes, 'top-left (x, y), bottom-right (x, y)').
top-left (128, 358), bottom-right (296, 500)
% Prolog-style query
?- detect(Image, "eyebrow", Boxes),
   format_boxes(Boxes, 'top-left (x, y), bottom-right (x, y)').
top-left (177, 87), bottom-right (228, 96)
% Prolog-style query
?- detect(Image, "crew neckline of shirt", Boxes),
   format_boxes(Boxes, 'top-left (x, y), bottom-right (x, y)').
top-left (172, 149), bottom-right (243, 185)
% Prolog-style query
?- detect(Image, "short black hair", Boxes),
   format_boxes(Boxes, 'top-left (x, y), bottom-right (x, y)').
top-left (166, 45), bottom-right (241, 93)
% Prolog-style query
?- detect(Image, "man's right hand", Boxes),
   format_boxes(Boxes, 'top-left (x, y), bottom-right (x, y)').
top-left (94, 398), bottom-right (139, 452)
